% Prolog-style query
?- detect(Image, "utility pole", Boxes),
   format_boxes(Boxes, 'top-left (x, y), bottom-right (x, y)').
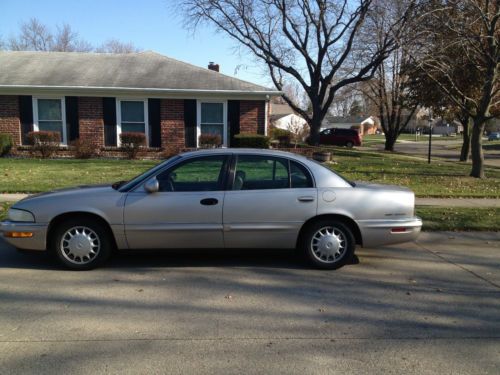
top-left (427, 114), bottom-right (433, 164)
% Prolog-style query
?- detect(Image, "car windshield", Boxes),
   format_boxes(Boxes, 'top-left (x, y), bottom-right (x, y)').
top-left (114, 155), bottom-right (182, 191)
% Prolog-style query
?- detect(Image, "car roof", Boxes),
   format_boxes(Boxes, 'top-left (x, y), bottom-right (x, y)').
top-left (178, 148), bottom-right (311, 162)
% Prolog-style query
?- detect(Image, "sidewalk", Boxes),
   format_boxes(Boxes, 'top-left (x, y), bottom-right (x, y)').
top-left (415, 197), bottom-right (500, 208)
top-left (1, 193), bottom-right (499, 207)
top-left (0, 194), bottom-right (29, 203)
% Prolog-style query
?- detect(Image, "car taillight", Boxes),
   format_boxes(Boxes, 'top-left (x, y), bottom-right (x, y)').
top-left (391, 227), bottom-right (407, 233)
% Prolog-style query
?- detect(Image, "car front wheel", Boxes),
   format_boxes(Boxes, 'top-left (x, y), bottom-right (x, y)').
top-left (345, 141), bottom-right (354, 148)
top-left (50, 218), bottom-right (112, 270)
top-left (300, 220), bottom-right (355, 270)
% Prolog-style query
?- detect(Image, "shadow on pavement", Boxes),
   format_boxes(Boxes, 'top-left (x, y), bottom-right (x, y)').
top-left (0, 239), bottom-right (360, 271)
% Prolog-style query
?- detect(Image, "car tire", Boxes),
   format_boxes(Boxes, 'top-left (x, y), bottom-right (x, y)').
top-left (300, 220), bottom-right (355, 270)
top-left (50, 217), bottom-right (112, 270)
top-left (345, 141), bottom-right (354, 148)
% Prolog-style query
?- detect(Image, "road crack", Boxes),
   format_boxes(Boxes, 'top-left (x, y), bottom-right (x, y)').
top-left (415, 242), bottom-right (500, 290)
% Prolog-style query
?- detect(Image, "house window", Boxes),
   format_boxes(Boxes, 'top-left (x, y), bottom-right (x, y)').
top-left (33, 98), bottom-right (67, 144)
top-left (117, 99), bottom-right (149, 145)
top-left (197, 101), bottom-right (227, 146)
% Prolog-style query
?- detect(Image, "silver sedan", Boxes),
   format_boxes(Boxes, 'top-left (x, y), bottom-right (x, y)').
top-left (1, 149), bottom-right (422, 270)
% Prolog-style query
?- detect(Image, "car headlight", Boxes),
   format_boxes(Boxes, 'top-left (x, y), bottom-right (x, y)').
top-left (7, 208), bottom-right (35, 222)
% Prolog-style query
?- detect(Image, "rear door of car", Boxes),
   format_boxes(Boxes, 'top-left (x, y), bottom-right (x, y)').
top-left (333, 129), bottom-right (348, 145)
top-left (222, 154), bottom-right (317, 248)
top-left (124, 155), bottom-right (229, 249)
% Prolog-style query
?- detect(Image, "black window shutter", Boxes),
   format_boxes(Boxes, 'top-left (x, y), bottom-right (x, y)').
top-left (65, 96), bottom-right (79, 142)
top-left (148, 99), bottom-right (161, 148)
top-left (18, 95), bottom-right (33, 145)
top-left (184, 99), bottom-right (197, 148)
top-left (103, 97), bottom-right (117, 147)
top-left (228, 100), bottom-right (240, 146)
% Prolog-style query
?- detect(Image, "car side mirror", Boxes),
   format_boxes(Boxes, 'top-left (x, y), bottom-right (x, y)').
top-left (144, 177), bottom-right (159, 194)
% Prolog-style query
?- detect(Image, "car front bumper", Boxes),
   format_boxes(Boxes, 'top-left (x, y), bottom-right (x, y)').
top-left (0, 221), bottom-right (48, 251)
top-left (357, 217), bottom-right (422, 247)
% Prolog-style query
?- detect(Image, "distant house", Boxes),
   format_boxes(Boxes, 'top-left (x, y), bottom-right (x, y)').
top-left (270, 103), bottom-right (308, 132)
top-left (323, 115), bottom-right (379, 135)
top-left (0, 51), bottom-right (279, 151)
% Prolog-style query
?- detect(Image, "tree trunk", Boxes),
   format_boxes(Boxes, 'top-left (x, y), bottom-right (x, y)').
top-left (384, 134), bottom-right (396, 151)
top-left (470, 118), bottom-right (486, 178)
top-left (459, 117), bottom-right (471, 162)
top-left (307, 115), bottom-right (323, 146)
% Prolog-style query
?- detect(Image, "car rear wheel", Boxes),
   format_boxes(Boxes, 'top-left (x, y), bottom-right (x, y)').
top-left (345, 141), bottom-right (354, 148)
top-left (50, 218), bottom-right (112, 270)
top-left (300, 220), bottom-right (355, 270)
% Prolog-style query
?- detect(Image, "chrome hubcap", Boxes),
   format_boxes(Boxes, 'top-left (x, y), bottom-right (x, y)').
top-left (311, 226), bottom-right (346, 263)
top-left (60, 226), bottom-right (100, 265)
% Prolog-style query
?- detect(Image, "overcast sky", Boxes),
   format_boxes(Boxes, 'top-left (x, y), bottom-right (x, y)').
top-left (0, 0), bottom-right (272, 87)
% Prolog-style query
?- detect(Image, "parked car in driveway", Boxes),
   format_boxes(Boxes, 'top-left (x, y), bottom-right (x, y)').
top-left (319, 128), bottom-right (362, 147)
top-left (488, 132), bottom-right (500, 141)
top-left (1, 149), bottom-right (421, 270)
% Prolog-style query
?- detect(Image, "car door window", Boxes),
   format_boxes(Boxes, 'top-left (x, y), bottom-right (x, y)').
top-left (233, 155), bottom-right (289, 190)
top-left (157, 156), bottom-right (227, 192)
top-left (290, 161), bottom-right (314, 188)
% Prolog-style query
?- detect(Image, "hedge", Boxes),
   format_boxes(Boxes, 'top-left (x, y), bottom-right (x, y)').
top-left (0, 134), bottom-right (13, 157)
top-left (233, 133), bottom-right (270, 148)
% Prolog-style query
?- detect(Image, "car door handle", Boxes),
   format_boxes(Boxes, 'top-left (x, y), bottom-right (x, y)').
top-left (200, 198), bottom-right (218, 206)
top-left (298, 196), bottom-right (315, 202)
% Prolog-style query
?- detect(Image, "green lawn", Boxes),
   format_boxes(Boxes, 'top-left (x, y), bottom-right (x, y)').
top-left (483, 140), bottom-right (500, 150)
top-left (0, 158), bottom-right (158, 193)
top-left (0, 202), bottom-right (10, 221)
top-left (416, 207), bottom-right (500, 231)
top-left (329, 148), bottom-right (500, 198)
top-left (1, 149), bottom-right (500, 198)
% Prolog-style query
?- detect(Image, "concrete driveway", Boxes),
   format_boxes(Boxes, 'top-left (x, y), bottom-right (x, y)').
top-left (0, 232), bottom-right (499, 374)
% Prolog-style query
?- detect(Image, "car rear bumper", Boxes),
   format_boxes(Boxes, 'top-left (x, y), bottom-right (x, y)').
top-left (357, 217), bottom-right (422, 247)
top-left (0, 221), bottom-right (47, 251)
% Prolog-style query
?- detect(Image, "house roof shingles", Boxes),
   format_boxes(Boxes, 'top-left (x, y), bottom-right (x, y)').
top-left (0, 51), bottom-right (278, 95)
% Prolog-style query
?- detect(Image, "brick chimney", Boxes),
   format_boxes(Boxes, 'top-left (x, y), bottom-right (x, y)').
top-left (208, 62), bottom-right (220, 72)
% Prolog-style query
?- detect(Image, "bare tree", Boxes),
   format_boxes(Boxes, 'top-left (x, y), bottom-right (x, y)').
top-left (359, 0), bottom-right (420, 151)
top-left (181, 0), bottom-right (416, 145)
top-left (410, 0), bottom-right (500, 178)
top-left (328, 85), bottom-right (364, 117)
top-left (286, 116), bottom-right (309, 147)
top-left (9, 18), bottom-right (53, 51)
top-left (53, 24), bottom-right (93, 52)
top-left (96, 39), bottom-right (142, 53)
top-left (7, 18), bottom-right (140, 54)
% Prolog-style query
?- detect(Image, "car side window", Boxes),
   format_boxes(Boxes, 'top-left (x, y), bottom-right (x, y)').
top-left (233, 155), bottom-right (289, 190)
top-left (156, 156), bottom-right (226, 192)
top-left (290, 161), bottom-right (314, 188)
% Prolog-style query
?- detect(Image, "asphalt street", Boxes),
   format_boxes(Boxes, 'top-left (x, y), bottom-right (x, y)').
top-left (367, 138), bottom-right (500, 168)
top-left (0, 232), bottom-right (499, 374)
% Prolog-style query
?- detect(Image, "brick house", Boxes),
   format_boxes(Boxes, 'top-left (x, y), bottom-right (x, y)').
top-left (0, 51), bottom-right (279, 153)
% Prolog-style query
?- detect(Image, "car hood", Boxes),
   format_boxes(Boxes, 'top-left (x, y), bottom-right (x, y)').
top-left (18, 184), bottom-right (115, 203)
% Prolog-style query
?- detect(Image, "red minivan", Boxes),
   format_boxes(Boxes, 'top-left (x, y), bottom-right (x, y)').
top-left (319, 128), bottom-right (362, 148)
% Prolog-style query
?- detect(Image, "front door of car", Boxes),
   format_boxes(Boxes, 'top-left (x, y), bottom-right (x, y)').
top-left (123, 155), bottom-right (228, 249)
top-left (223, 155), bottom-right (317, 248)
top-left (319, 128), bottom-right (333, 144)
